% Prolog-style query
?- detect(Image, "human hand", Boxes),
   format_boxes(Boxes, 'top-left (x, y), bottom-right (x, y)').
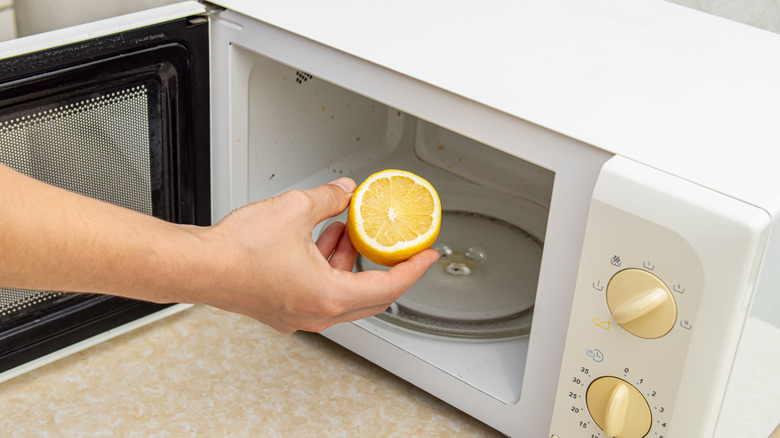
top-left (0, 164), bottom-right (436, 329)
top-left (188, 178), bottom-right (439, 333)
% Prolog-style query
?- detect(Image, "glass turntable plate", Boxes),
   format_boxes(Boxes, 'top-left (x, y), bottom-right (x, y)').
top-left (357, 185), bottom-right (547, 339)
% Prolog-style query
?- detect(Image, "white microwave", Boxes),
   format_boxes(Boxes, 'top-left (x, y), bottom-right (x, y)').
top-left (1, 1), bottom-right (778, 437)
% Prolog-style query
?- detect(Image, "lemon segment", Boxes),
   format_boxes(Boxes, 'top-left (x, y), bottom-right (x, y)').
top-left (347, 170), bottom-right (441, 266)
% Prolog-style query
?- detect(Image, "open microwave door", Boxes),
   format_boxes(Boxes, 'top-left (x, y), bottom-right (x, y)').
top-left (0, 1), bottom-right (211, 381)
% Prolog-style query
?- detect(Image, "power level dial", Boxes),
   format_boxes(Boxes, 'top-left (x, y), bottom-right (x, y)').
top-left (586, 377), bottom-right (652, 438)
top-left (606, 268), bottom-right (677, 339)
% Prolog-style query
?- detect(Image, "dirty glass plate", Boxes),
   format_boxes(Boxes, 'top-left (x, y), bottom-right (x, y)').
top-left (360, 208), bottom-right (543, 340)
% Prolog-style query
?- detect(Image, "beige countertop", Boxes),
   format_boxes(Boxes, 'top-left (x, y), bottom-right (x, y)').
top-left (0, 304), bottom-right (502, 437)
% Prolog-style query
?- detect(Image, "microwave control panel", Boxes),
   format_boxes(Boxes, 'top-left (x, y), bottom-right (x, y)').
top-left (549, 157), bottom-right (769, 438)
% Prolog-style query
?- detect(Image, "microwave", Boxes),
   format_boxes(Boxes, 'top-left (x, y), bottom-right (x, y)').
top-left (1, 1), bottom-right (778, 437)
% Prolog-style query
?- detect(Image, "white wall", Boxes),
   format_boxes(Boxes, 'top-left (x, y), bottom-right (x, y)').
top-left (664, 0), bottom-right (780, 33)
top-left (10, 0), bottom-right (780, 38)
top-left (0, 0), bottom-right (17, 42)
top-left (14, 0), bottom-right (178, 37)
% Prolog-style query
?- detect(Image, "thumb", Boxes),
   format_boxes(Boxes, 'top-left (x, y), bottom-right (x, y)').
top-left (300, 177), bottom-right (357, 224)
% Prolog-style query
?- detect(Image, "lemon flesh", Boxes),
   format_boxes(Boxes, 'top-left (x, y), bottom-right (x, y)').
top-left (347, 170), bottom-right (441, 267)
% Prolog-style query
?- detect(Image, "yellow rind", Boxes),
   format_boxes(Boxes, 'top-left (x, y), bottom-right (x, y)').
top-left (347, 169), bottom-right (441, 267)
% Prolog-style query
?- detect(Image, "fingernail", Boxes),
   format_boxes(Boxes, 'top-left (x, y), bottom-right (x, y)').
top-left (330, 177), bottom-right (356, 194)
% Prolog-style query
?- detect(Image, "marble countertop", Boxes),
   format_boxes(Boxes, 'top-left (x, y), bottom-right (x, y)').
top-left (0, 304), bottom-right (502, 436)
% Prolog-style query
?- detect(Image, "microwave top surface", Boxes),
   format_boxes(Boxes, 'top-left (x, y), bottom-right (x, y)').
top-left (213, 0), bottom-right (780, 213)
top-left (3, 0), bottom-right (780, 213)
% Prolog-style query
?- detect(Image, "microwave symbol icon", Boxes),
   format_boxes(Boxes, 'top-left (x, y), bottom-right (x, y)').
top-left (610, 255), bottom-right (622, 267)
top-left (586, 348), bottom-right (605, 363)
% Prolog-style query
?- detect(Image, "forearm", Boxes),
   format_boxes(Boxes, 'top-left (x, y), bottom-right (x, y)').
top-left (0, 164), bottom-right (438, 333)
top-left (0, 164), bottom-right (210, 302)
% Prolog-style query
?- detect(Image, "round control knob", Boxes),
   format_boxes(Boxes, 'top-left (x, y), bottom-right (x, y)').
top-left (606, 268), bottom-right (677, 339)
top-left (586, 377), bottom-right (652, 438)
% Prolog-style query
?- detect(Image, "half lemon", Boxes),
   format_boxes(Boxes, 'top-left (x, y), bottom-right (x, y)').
top-left (347, 169), bottom-right (441, 266)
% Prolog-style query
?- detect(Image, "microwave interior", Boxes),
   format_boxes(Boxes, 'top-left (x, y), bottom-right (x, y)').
top-left (230, 45), bottom-right (556, 405)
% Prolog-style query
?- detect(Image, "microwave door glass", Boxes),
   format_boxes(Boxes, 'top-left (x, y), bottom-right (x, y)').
top-left (0, 15), bottom-right (210, 377)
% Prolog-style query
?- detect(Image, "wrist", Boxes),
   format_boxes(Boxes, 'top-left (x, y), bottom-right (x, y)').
top-left (162, 222), bottom-right (240, 307)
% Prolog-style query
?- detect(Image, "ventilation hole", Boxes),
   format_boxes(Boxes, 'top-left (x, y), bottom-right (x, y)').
top-left (295, 71), bottom-right (313, 84)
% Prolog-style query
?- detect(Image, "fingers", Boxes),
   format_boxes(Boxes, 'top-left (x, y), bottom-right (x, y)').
top-left (327, 225), bottom-right (358, 271)
top-left (299, 177), bottom-right (356, 226)
top-left (312, 249), bottom-right (439, 330)
top-left (268, 249), bottom-right (438, 334)
top-left (315, 222), bottom-right (357, 270)
top-left (341, 248), bottom-right (439, 308)
top-left (315, 221), bottom-right (345, 258)
top-left (385, 248), bottom-right (440, 291)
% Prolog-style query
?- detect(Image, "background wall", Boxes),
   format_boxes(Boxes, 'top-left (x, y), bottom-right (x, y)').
top-left (665, 0), bottom-right (780, 33)
top-left (13, 0), bottom-right (178, 37)
top-left (6, 0), bottom-right (780, 38)
top-left (0, 0), bottom-right (17, 42)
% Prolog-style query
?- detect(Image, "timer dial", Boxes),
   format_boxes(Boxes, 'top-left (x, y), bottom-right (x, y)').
top-left (606, 268), bottom-right (677, 338)
top-left (586, 377), bottom-right (652, 438)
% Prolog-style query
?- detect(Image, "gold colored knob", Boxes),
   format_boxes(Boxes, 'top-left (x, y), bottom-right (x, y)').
top-left (606, 269), bottom-right (677, 339)
top-left (586, 377), bottom-right (652, 438)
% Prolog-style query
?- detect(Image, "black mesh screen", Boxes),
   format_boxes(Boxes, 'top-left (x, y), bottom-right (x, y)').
top-left (0, 84), bottom-right (159, 322)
